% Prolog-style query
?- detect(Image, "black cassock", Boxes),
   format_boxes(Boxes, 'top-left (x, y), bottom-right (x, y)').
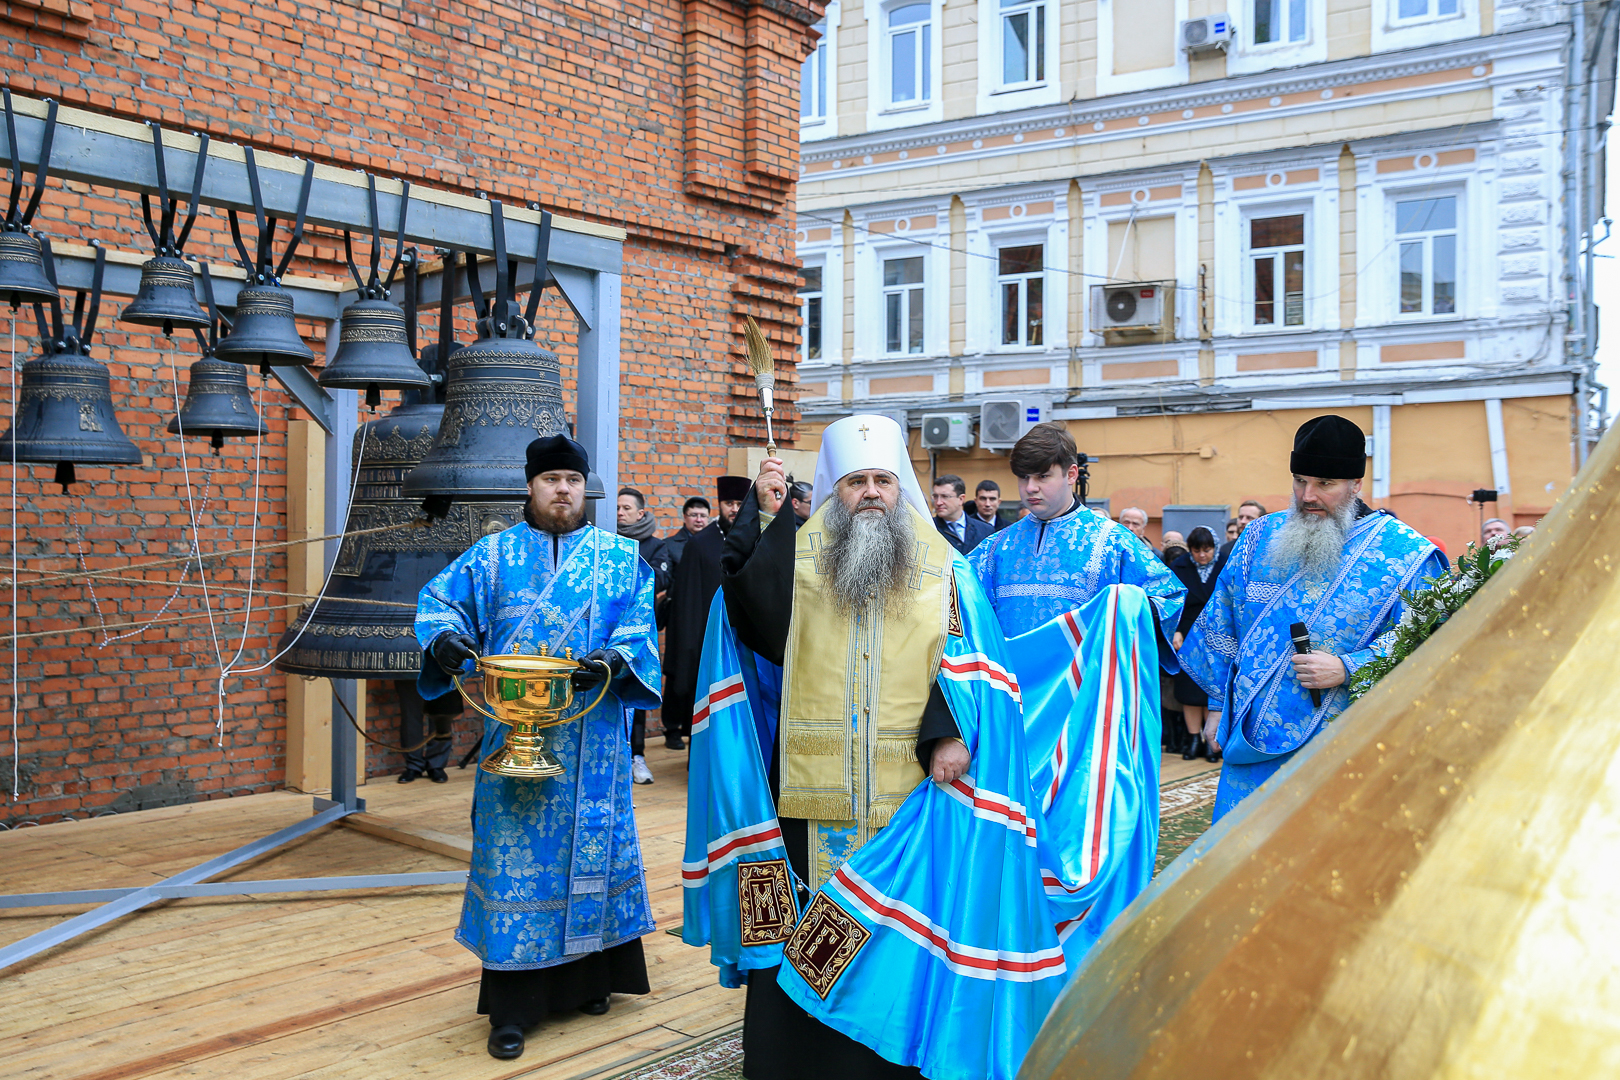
top-left (663, 520), bottom-right (726, 741)
top-left (720, 489), bottom-right (959, 1080)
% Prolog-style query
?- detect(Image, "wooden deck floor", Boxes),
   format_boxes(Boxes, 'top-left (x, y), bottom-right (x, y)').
top-left (0, 747), bottom-right (1218, 1080)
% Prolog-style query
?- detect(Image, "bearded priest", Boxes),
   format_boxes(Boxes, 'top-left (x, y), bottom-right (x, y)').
top-left (415, 434), bottom-right (661, 1061)
top-left (1180, 415), bottom-right (1447, 820)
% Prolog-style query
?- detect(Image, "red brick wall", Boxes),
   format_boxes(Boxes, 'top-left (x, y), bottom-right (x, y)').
top-left (0, 0), bottom-right (819, 824)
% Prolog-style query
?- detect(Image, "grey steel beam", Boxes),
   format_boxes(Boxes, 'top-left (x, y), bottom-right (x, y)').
top-left (2, 104), bottom-right (621, 276)
top-left (575, 272), bottom-right (622, 530)
top-left (0, 804), bottom-right (350, 971)
top-left (0, 871), bottom-right (468, 908)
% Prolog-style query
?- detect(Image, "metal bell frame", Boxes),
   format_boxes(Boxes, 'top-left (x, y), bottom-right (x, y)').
top-left (119, 123), bottom-right (212, 336)
top-left (213, 147), bottom-right (317, 372)
top-left (0, 89), bottom-right (61, 310)
top-left (167, 263), bottom-right (266, 451)
top-left (0, 238), bottom-right (143, 490)
top-left (318, 175), bottom-right (432, 409)
top-left (403, 199), bottom-right (576, 517)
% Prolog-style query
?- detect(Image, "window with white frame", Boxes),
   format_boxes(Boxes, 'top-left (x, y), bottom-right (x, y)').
top-left (1393, 0), bottom-right (1458, 20)
top-left (887, 3), bottom-right (932, 106)
top-left (802, 23), bottom-right (829, 122)
top-left (1395, 195), bottom-right (1457, 317)
top-left (1252, 0), bottom-right (1307, 44)
top-left (997, 244), bottom-right (1044, 347)
top-left (799, 266), bottom-right (824, 359)
top-left (883, 255), bottom-right (925, 353)
top-left (1247, 214), bottom-right (1306, 327)
top-left (999, 0), bottom-right (1046, 87)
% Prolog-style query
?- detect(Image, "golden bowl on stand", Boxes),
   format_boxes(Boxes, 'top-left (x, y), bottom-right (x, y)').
top-left (454, 645), bottom-right (612, 779)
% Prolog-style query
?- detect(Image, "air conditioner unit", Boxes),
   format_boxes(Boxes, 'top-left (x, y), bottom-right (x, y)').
top-left (1091, 282), bottom-right (1168, 331)
top-left (919, 413), bottom-right (972, 450)
top-left (979, 398), bottom-right (1047, 451)
top-left (1180, 14), bottom-right (1234, 54)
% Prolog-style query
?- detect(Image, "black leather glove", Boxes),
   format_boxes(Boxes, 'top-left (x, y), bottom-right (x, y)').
top-left (571, 648), bottom-right (624, 691)
top-left (430, 631), bottom-right (478, 674)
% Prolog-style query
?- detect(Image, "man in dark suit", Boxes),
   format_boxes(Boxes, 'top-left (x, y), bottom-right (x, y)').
top-left (932, 473), bottom-right (992, 554)
top-left (972, 479), bottom-right (1010, 532)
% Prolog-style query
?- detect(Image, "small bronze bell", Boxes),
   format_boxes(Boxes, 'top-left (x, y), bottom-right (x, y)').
top-left (319, 177), bottom-right (432, 408)
top-left (168, 265), bottom-right (265, 451)
top-left (213, 148), bottom-right (317, 370)
top-left (0, 91), bottom-right (61, 309)
top-left (120, 125), bottom-right (211, 334)
top-left (404, 204), bottom-right (564, 514)
top-left (0, 241), bottom-right (143, 491)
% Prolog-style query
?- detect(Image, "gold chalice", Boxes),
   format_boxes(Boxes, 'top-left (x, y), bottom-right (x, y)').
top-left (454, 644), bottom-right (612, 778)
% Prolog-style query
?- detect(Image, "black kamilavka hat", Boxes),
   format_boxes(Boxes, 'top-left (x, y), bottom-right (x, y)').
top-left (716, 475), bottom-right (752, 502)
top-left (525, 434), bottom-right (590, 480)
top-left (1290, 415), bottom-right (1366, 479)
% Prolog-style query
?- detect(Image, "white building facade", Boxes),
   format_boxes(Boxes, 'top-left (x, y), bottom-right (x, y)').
top-left (792, 0), bottom-right (1616, 549)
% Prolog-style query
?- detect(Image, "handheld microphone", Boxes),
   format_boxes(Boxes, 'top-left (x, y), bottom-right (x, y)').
top-left (1289, 622), bottom-right (1322, 708)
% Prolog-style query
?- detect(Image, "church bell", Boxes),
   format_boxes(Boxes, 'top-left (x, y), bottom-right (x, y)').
top-left (0, 241), bottom-right (143, 491)
top-left (213, 149), bottom-right (317, 370)
top-left (274, 256), bottom-right (522, 680)
top-left (318, 177), bottom-right (432, 408)
top-left (167, 266), bottom-right (265, 450)
top-left (403, 203), bottom-right (567, 515)
top-left (0, 92), bottom-right (61, 309)
top-left (119, 124), bottom-right (211, 335)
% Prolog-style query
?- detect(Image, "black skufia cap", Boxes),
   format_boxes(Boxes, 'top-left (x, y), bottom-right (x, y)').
top-left (716, 475), bottom-right (752, 502)
top-left (525, 434), bottom-right (590, 481)
top-left (1290, 415), bottom-right (1366, 480)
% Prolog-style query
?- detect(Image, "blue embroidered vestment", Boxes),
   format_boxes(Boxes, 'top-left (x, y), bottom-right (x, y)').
top-left (1180, 509), bottom-right (1447, 820)
top-left (968, 503), bottom-right (1185, 652)
top-left (415, 522), bottom-right (661, 969)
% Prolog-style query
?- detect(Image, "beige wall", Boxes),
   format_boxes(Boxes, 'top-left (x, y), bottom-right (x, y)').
top-left (1113, 0), bottom-right (1176, 74)
top-left (1107, 215), bottom-right (1177, 282)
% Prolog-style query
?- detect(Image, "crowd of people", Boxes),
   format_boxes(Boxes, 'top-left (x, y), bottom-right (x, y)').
top-left (409, 413), bottom-right (1481, 1072)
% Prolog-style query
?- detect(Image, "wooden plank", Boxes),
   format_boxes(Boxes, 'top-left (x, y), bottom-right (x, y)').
top-left (340, 813), bottom-right (473, 863)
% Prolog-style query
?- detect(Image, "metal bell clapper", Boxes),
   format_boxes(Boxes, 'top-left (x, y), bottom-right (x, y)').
top-left (0, 240), bottom-right (142, 490)
top-left (0, 91), bottom-right (62, 309)
top-left (319, 175), bottom-right (431, 409)
top-left (213, 148), bottom-right (316, 371)
top-left (168, 264), bottom-right (264, 451)
top-left (119, 124), bottom-right (211, 335)
top-left (403, 202), bottom-right (564, 516)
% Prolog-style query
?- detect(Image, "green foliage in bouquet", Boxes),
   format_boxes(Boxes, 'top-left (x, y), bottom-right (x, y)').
top-left (1348, 538), bottom-right (1519, 701)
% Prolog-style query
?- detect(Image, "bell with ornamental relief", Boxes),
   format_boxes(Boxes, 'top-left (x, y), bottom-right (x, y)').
top-left (0, 90), bottom-right (61, 309)
top-left (318, 175), bottom-right (431, 409)
top-left (119, 123), bottom-right (212, 335)
top-left (212, 148), bottom-right (317, 370)
top-left (167, 264), bottom-right (265, 451)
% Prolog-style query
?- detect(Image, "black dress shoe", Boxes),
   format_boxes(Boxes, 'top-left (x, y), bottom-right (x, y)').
top-left (487, 1024), bottom-right (525, 1059)
top-left (579, 996), bottom-right (611, 1016)
top-left (664, 734), bottom-right (685, 751)
top-left (1182, 736), bottom-right (1203, 761)
top-left (427, 767), bottom-right (449, 784)
top-left (396, 770), bottom-right (423, 784)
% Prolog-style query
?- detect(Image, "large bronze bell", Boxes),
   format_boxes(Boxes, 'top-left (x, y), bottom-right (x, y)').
top-left (213, 149), bottom-right (316, 369)
top-left (404, 203), bottom-right (566, 514)
top-left (0, 92), bottom-right (61, 309)
top-left (319, 177), bottom-right (432, 408)
top-left (274, 256), bottom-right (523, 679)
top-left (167, 266), bottom-right (265, 451)
top-left (120, 125), bottom-right (211, 335)
top-left (0, 241), bottom-right (143, 490)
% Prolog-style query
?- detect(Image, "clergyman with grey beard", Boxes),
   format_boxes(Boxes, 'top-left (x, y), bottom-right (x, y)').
top-left (716, 413), bottom-right (1009, 1080)
top-left (1177, 414), bottom-right (1449, 822)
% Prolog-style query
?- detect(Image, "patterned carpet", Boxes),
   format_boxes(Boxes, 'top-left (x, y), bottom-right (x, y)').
top-left (614, 767), bottom-right (1221, 1080)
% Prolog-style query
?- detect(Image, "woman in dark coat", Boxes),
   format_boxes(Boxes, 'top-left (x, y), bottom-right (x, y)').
top-left (1168, 526), bottom-right (1224, 761)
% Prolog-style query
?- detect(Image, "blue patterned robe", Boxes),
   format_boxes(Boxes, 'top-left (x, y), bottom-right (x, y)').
top-left (968, 502), bottom-right (1185, 651)
top-left (1180, 509), bottom-right (1447, 820)
top-left (414, 522), bottom-right (661, 969)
